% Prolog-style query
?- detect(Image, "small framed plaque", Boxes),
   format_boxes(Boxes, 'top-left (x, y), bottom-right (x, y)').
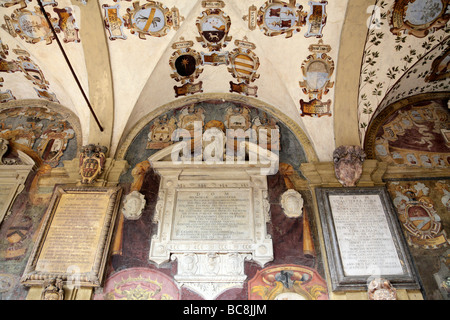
top-left (316, 186), bottom-right (420, 291)
top-left (21, 186), bottom-right (122, 287)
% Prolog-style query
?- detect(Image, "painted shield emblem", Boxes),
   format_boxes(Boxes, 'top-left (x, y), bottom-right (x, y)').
top-left (403, 0), bottom-right (444, 26)
top-left (406, 204), bottom-right (434, 232)
top-left (201, 15), bottom-right (226, 43)
top-left (305, 60), bottom-right (330, 90)
top-left (175, 54), bottom-right (197, 77)
top-left (233, 53), bottom-right (256, 79)
top-left (82, 158), bottom-right (100, 178)
top-left (263, 3), bottom-right (297, 32)
top-left (18, 13), bottom-right (50, 39)
top-left (133, 7), bottom-right (165, 33)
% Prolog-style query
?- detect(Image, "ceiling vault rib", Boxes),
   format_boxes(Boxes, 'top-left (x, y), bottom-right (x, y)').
top-left (37, 0), bottom-right (104, 133)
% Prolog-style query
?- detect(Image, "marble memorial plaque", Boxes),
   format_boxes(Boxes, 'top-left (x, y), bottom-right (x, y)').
top-left (21, 186), bottom-right (122, 287)
top-left (316, 187), bottom-right (420, 291)
top-left (148, 145), bottom-right (276, 299)
top-left (172, 189), bottom-right (252, 241)
top-left (328, 194), bottom-right (403, 276)
top-left (35, 193), bottom-right (110, 273)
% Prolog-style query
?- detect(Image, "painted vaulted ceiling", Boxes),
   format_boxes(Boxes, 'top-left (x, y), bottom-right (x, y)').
top-left (0, 0), bottom-right (448, 163)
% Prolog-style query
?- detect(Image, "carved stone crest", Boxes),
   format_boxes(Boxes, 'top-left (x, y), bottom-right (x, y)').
top-left (332, 145), bottom-right (366, 187)
top-left (122, 191), bottom-right (146, 220)
top-left (367, 278), bottom-right (397, 300)
top-left (280, 189), bottom-right (303, 218)
top-left (41, 277), bottom-right (64, 300)
top-left (79, 144), bottom-right (107, 184)
top-left (0, 137), bottom-right (8, 164)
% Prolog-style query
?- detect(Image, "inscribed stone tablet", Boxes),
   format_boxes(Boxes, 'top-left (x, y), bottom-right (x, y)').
top-left (35, 193), bottom-right (110, 273)
top-left (171, 189), bottom-right (252, 240)
top-left (328, 194), bottom-right (403, 276)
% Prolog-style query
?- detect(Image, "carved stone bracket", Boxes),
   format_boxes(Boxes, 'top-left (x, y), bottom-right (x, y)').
top-left (172, 252), bottom-right (251, 300)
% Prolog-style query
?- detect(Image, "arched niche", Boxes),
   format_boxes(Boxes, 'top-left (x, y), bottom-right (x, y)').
top-left (364, 93), bottom-right (450, 169)
top-left (108, 98), bottom-right (325, 300)
top-left (0, 99), bottom-right (82, 168)
top-left (116, 97), bottom-right (316, 185)
top-left (115, 94), bottom-right (317, 164)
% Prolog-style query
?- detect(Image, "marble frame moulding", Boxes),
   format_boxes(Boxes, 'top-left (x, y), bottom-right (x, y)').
top-left (21, 186), bottom-right (122, 288)
top-left (148, 142), bottom-right (275, 299)
top-left (316, 186), bottom-right (420, 291)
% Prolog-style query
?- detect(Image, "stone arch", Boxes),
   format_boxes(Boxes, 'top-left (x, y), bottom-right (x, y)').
top-left (115, 93), bottom-right (318, 164)
top-left (363, 92), bottom-right (450, 161)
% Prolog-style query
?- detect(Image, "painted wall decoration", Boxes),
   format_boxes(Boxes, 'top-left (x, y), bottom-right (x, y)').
top-left (426, 46), bottom-right (450, 82)
top-left (372, 99), bottom-right (450, 168)
top-left (112, 145), bottom-right (322, 300)
top-left (170, 38), bottom-right (204, 97)
top-left (304, 1), bottom-right (327, 38)
top-left (53, 7), bottom-right (80, 43)
top-left (0, 106), bottom-right (77, 167)
top-left (299, 40), bottom-right (334, 117)
top-left (373, 38), bottom-right (450, 112)
top-left (123, 1), bottom-right (182, 39)
top-left (388, 181), bottom-right (449, 249)
top-left (387, 179), bottom-right (450, 299)
top-left (2, 7), bottom-right (57, 45)
top-left (0, 89), bottom-right (15, 103)
top-left (132, 102), bottom-right (308, 169)
top-left (433, 249), bottom-right (450, 300)
top-left (0, 0), bottom-right (30, 8)
top-left (244, 0), bottom-right (307, 38)
top-left (17, 56), bottom-right (49, 89)
top-left (358, 0), bottom-right (449, 140)
top-left (228, 38), bottom-right (260, 97)
top-left (94, 267), bottom-right (180, 300)
top-left (0, 175), bottom-right (50, 300)
top-left (0, 99), bottom-right (322, 300)
top-left (0, 42), bottom-right (59, 103)
top-left (195, 6), bottom-right (232, 52)
top-left (103, 3), bottom-right (127, 40)
top-left (146, 113), bottom-right (177, 150)
top-left (2, 3), bottom-right (80, 45)
top-left (248, 265), bottom-right (328, 300)
top-left (389, 0), bottom-right (449, 38)
top-left (37, 122), bottom-right (74, 167)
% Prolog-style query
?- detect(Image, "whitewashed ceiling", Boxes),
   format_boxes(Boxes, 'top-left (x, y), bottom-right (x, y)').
top-left (0, 0), bottom-right (448, 161)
